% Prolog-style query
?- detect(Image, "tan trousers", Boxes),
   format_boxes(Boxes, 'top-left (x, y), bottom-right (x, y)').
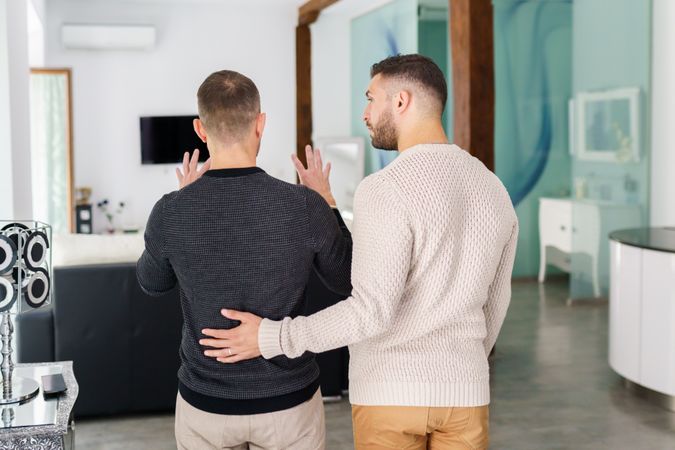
top-left (352, 404), bottom-right (489, 450)
top-left (175, 390), bottom-right (325, 450)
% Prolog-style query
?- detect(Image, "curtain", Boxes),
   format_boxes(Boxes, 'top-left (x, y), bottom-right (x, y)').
top-left (30, 73), bottom-right (69, 233)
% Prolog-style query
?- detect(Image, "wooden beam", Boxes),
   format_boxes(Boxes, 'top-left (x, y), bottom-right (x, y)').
top-left (299, 0), bottom-right (340, 25)
top-left (450, 0), bottom-right (495, 171)
top-left (296, 24), bottom-right (313, 169)
top-left (299, 10), bottom-right (320, 26)
top-left (296, 0), bottom-right (341, 173)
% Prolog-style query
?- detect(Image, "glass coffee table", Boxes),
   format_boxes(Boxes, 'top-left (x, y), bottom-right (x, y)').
top-left (0, 362), bottom-right (78, 450)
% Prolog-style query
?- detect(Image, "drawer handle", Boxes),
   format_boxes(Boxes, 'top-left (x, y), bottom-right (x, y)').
top-left (560, 225), bottom-right (567, 231)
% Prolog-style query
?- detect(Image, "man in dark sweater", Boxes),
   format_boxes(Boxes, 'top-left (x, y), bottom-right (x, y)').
top-left (136, 70), bottom-right (352, 449)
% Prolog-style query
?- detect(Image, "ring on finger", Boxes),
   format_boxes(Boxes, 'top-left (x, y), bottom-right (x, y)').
top-left (228, 348), bottom-right (233, 356)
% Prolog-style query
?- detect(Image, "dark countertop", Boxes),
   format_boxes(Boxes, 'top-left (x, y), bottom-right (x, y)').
top-left (609, 227), bottom-right (675, 253)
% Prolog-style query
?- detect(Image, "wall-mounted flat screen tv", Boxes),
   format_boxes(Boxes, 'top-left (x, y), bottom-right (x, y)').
top-left (140, 115), bottom-right (208, 164)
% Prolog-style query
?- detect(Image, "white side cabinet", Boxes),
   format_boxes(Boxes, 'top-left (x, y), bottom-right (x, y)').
top-left (539, 198), bottom-right (641, 297)
top-left (538, 198), bottom-right (578, 286)
top-left (609, 229), bottom-right (675, 398)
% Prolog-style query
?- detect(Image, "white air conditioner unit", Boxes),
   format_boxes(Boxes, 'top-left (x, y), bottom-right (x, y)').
top-left (61, 24), bottom-right (156, 51)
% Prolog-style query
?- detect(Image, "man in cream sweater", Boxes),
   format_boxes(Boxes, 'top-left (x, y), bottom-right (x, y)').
top-left (199, 54), bottom-right (518, 448)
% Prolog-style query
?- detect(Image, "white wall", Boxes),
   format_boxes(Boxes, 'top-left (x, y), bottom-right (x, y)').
top-left (27, 0), bottom-right (45, 67)
top-left (311, 13), bottom-right (351, 139)
top-left (0, 0), bottom-right (33, 220)
top-left (651, 0), bottom-right (675, 226)
top-left (311, 0), bottom-right (393, 141)
top-left (30, 0), bottom-right (44, 23)
top-left (44, 0), bottom-right (298, 231)
top-left (0, 1), bottom-right (13, 219)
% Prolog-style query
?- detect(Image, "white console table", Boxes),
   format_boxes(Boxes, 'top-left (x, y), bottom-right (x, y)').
top-left (609, 228), bottom-right (675, 407)
top-left (538, 198), bottom-right (641, 297)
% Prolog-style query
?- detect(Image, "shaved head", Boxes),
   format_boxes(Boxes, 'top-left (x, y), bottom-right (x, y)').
top-left (197, 70), bottom-right (260, 144)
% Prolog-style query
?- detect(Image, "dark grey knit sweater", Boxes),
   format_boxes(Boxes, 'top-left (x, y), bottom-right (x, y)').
top-left (136, 167), bottom-right (352, 413)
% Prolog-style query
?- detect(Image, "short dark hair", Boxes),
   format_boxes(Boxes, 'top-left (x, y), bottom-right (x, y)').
top-left (371, 54), bottom-right (447, 112)
top-left (197, 70), bottom-right (260, 142)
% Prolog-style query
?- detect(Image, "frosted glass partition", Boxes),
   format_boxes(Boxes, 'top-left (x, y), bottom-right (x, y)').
top-left (493, 0), bottom-right (573, 278)
top-left (350, 0), bottom-right (419, 176)
top-left (418, 2), bottom-right (452, 138)
top-left (350, 0), bottom-right (454, 176)
top-left (569, 0), bottom-right (651, 299)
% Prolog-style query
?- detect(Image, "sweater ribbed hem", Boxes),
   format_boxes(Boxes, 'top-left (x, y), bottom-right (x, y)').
top-left (348, 380), bottom-right (490, 407)
top-left (259, 318), bottom-right (284, 359)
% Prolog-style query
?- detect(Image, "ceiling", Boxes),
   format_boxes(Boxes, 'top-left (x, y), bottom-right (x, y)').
top-left (71, 0), bottom-right (307, 5)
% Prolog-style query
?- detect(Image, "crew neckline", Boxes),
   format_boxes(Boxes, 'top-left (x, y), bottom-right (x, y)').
top-left (204, 167), bottom-right (265, 178)
top-left (400, 143), bottom-right (457, 154)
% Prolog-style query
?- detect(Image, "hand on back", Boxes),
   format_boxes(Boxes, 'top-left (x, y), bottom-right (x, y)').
top-left (200, 309), bottom-right (262, 363)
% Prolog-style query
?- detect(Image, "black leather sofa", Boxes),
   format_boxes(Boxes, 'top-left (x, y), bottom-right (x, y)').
top-left (17, 263), bottom-right (349, 417)
top-left (17, 263), bottom-right (183, 417)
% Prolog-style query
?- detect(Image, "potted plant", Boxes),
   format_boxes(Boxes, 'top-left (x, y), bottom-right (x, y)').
top-left (96, 199), bottom-right (125, 234)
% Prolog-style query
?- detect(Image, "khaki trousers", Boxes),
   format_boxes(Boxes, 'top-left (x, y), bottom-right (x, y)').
top-left (175, 390), bottom-right (325, 450)
top-left (352, 404), bottom-right (489, 450)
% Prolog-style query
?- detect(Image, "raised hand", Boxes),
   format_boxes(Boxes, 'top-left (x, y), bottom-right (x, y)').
top-left (292, 145), bottom-right (337, 208)
top-left (176, 149), bottom-right (211, 189)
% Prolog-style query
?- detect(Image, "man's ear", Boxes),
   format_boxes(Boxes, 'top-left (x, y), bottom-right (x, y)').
top-left (394, 90), bottom-right (412, 114)
top-left (255, 113), bottom-right (266, 138)
top-left (193, 118), bottom-right (207, 143)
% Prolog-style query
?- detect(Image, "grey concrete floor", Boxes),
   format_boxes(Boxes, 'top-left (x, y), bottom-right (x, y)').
top-left (75, 280), bottom-right (675, 449)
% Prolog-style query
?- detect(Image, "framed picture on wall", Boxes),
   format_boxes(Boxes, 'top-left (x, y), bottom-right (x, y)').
top-left (574, 87), bottom-right (641, 163)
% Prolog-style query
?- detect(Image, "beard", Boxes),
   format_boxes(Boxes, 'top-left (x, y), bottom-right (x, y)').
top-left (368, 109), bottom-right (398, 151)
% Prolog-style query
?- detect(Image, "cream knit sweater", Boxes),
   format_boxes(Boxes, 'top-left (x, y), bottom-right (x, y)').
top-left (259, 143), bottom-right (518, 407)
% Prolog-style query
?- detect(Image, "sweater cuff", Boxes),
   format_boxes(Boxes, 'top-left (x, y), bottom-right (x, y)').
top-left (258, 318), bottom-right (284, 359)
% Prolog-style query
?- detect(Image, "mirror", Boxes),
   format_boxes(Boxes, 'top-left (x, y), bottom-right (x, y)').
top-left (314, 137), bottom-right (365, 220)
top-left (29, 68), bottom-right (74, 233)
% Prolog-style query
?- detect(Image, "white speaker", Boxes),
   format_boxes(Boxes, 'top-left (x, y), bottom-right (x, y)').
top-left (61, 24), bottom-right (156, 51)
